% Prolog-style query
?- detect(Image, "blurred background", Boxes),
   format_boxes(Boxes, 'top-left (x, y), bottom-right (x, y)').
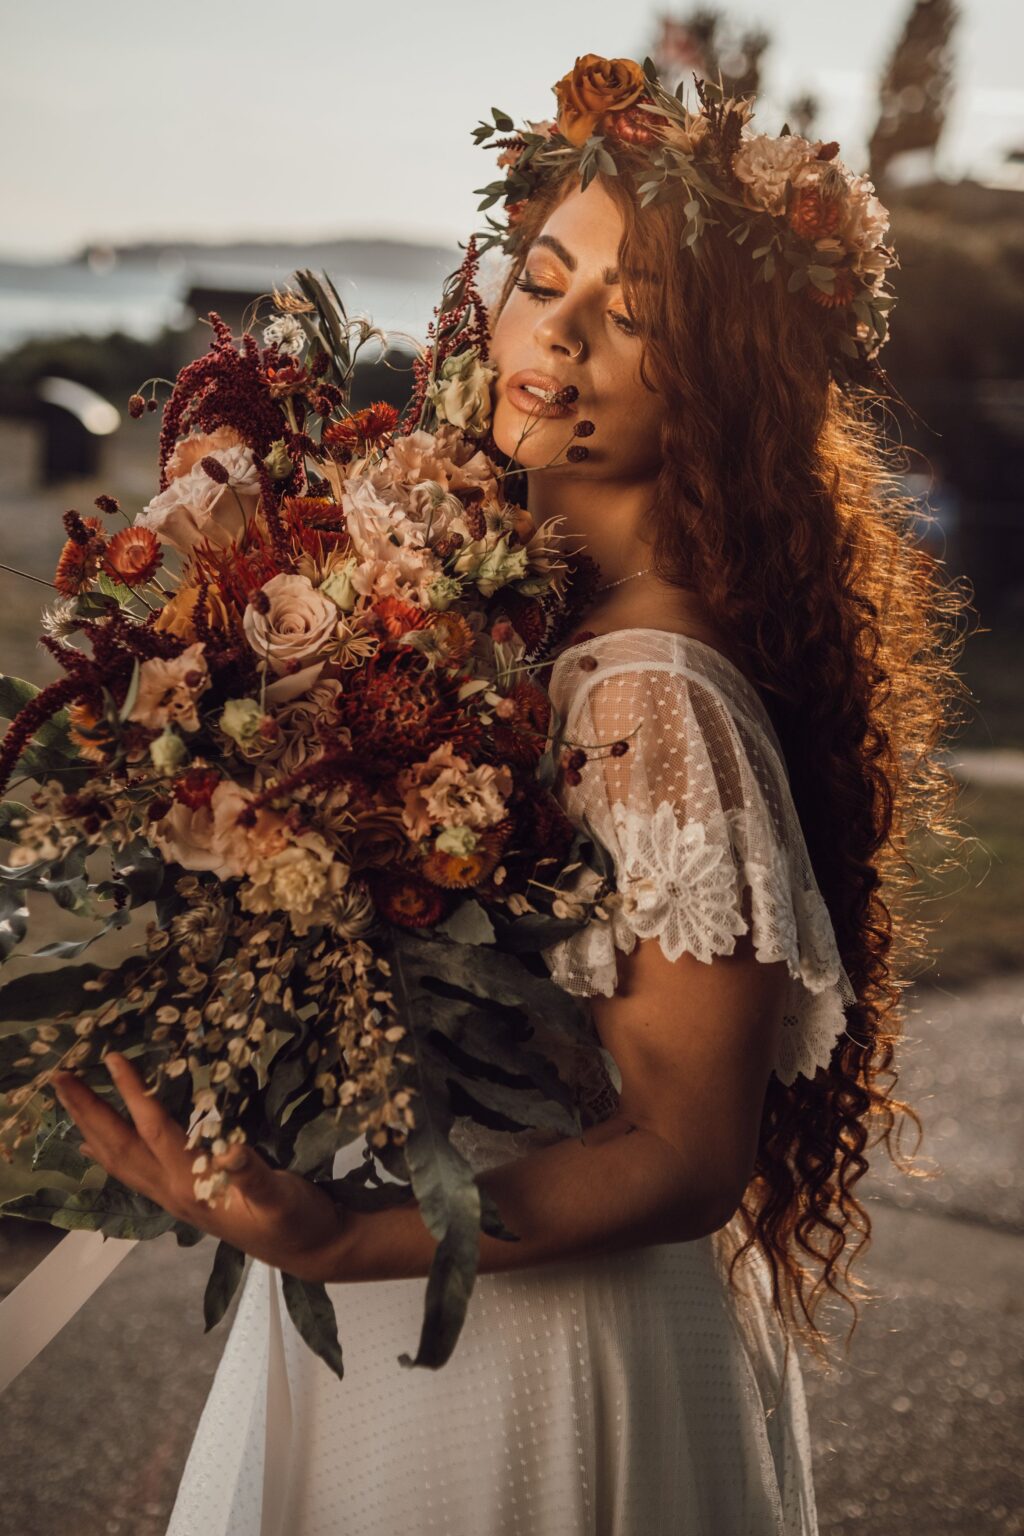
top-left (0, 2), bottom-right (1021, 1532)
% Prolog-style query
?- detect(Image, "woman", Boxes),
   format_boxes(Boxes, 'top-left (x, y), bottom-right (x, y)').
top-left (54, 58), bottom-right (969, 1536)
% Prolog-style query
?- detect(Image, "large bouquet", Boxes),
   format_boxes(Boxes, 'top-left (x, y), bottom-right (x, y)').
top-left (0, 244), bottom-right (620, 1373)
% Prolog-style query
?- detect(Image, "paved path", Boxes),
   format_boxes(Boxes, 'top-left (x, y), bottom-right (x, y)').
top-left (1, 973), bottom-right (1022, 1534)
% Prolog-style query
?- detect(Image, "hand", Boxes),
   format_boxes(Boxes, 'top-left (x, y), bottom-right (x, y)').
top-left (51, 1052), bottom-right (346, 1284)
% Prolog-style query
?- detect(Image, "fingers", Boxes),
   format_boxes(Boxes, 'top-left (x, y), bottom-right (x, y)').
top-left (102, 1052), bottom-right (190, 1158)
top-left (52, 1067), bottom-right (159, 1188)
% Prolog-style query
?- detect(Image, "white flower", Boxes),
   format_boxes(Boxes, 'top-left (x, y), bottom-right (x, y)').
top-left (39, 596), bottom-right (80, 650)
top-left (610, 800), bottom-right (748, 963)
top-left (262, 314), bottom-right (307, 357)
top-left (136, 447), bottom-right (262, 555)
top-left (838, 172), bottom-right (890, 251)
top-left (424, 346), bottom-right (498, 435)
top-left (219, 697), bottom-right (264, 747)
top-left (732, 132), bottom-right (817, 216)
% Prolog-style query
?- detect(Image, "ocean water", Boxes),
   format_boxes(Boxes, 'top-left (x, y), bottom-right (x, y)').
top-left (0, 254), bottom-right (453, 358)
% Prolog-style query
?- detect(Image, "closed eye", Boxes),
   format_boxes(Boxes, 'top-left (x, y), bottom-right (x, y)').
top-left (513, 276), bottom-right (638, 337)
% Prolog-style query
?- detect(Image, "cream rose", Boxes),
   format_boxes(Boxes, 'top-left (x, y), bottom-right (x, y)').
top-left (136, 446), bottom-right (262, 556)
top-left (242, 572), bottom-right (338, 678)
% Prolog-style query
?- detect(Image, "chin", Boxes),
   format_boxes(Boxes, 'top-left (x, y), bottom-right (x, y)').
top-left (490, 399), bottom-right (570, 468)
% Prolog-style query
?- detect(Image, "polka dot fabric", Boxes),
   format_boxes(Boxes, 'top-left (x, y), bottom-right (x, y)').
top-left (164, 627), bottom-right (828, 1536)
top-left (541, 628), bottom-right (857, 1087)
top-left (166, 1132), bottom-right (818, 1536)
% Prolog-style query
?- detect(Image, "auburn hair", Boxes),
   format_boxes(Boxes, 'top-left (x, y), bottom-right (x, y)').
top-left (487, 159), bottom-right (975, 1366)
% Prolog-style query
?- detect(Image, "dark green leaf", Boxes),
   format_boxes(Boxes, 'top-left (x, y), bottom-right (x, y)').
top-left (0, 883), bottom-right (28, 960)
top-left (280, 1273), bottom-right (344, 1380)
top-left (0, 800), bottom-right (29, 841)
top-left (31, 1118), bottom-right (93, 1180)
top-left (0, 1180), bottom-right (179, 1240)
top-left (436, 900), bottom-right (495, 946)
top-left (203, 1240), bottom-right (246, 1331)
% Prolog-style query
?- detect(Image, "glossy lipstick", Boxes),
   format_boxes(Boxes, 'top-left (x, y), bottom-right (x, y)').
top-left (505, 371), bottom-right (579, 419)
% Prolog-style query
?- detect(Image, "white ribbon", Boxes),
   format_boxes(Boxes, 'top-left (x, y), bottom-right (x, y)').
top-left (0, 1227), bottom-right (138, 1393)
top-left (261, 1266), bottom-right (295, 1536)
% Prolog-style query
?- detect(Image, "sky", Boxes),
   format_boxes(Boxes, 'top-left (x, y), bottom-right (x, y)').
top-left (2, 0), bottom-right (1022, 261)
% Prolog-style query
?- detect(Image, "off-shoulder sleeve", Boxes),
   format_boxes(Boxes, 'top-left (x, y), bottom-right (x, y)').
top-left (541, 643), bottom-right (857, 1087)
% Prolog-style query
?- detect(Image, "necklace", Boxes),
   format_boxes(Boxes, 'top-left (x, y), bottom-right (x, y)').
top-left (596, 566), bottom-right (651, 597)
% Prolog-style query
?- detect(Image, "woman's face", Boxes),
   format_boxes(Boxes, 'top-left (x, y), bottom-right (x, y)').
top-left (488, 178), bottom-right (665, 482)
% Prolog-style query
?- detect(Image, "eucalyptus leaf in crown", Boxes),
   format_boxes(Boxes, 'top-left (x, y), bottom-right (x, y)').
top-left (471, 53), bottom-right (898, 386)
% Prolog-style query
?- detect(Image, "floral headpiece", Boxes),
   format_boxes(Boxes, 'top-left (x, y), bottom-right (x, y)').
top-left (471, 54), bottom-right (897, 387)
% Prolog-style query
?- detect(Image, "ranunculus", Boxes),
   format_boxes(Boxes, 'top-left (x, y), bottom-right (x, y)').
top-left (127, 641), bottom-right (211, 733)
top-left (136, 446), bottom-right (262, 556)
top-left (553, 53), bottom-right (647, 147)
top-left (320, 557), bottom-right (360, 612)
top-left (219, 698), bottom-right (265, 748)
top-left (424, 346), bottom-right (498, 436)
top-left (242, 572), bottom-right (338, 677)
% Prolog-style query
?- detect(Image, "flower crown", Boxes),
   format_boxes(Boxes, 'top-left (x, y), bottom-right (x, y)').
top-left (471, 54), bottom-right (898, 388)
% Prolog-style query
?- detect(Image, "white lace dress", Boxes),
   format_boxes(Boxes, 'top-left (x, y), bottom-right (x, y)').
top-left (165, 628), bottom-right (856, 1536)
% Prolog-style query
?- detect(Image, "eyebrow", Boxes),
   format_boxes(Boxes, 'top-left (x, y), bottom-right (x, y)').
top-left (527, 234), bottom-right (653, 285)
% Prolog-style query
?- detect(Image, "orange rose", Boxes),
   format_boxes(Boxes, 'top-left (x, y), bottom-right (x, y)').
top-left (554, 54), bottom-right (648, 148)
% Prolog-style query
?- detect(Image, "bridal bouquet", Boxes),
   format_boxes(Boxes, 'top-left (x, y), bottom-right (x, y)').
top-left (0, 244), bottom-right (618, 1373)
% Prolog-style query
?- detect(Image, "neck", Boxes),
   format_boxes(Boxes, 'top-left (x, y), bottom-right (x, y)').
top-left (523, 466), bottom-right (658, 587)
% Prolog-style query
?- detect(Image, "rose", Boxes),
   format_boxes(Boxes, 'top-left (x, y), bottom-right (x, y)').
top-left (553, 54), bottom-right (648, 147)
top-left (136, 445), bottom-right (262, 556)
top-left (163, 426), bottom-right (248, 482)
top-left (424, 346), bottom-right (498, 436)
top-left (242, 572), bottom-right (338, 678)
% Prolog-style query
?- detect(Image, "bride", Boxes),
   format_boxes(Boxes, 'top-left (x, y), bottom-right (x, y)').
top-left (54, 55), bottom-right (966, 1536)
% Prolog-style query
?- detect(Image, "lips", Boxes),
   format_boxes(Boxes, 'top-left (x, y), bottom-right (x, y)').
top-left (505, 370), bottom-right (579, 419)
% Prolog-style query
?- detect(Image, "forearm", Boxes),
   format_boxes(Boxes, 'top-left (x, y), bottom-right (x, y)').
top-left (315, 1112), bottom-right (732, 1284)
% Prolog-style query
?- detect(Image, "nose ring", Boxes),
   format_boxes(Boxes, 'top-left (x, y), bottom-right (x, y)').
top-left (569, 339), bottom-right (583, 359)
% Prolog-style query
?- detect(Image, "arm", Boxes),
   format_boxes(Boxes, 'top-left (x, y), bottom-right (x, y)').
top-left (316, 894), bottom-right (789, 1285)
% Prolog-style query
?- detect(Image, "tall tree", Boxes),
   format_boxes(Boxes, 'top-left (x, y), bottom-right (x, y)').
top-left (868, 0), bottom-right (959, 185)
top-left (650, 8), bottom-right (770, 101)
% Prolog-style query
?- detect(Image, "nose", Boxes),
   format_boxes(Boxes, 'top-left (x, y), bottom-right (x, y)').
top-left (534, 302), bottom-right (586, 362)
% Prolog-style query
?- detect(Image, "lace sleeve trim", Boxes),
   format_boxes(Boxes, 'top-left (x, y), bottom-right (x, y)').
top-left (542, 800), bottom-right (856, 1087)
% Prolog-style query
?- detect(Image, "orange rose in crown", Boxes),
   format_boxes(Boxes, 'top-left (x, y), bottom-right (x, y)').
top-left (553, 53), bottom-right (648, 146)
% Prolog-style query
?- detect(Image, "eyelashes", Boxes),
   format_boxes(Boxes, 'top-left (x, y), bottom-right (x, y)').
top-left (512, 276), bottom-right (638, 337)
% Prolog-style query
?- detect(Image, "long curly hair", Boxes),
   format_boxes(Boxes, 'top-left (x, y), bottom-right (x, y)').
top-left (487, 159), bottom-right (976, 1365)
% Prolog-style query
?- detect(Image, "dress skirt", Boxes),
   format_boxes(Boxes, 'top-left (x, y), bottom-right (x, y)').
top-left (164, 1138), bottom-right (819, 1536)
